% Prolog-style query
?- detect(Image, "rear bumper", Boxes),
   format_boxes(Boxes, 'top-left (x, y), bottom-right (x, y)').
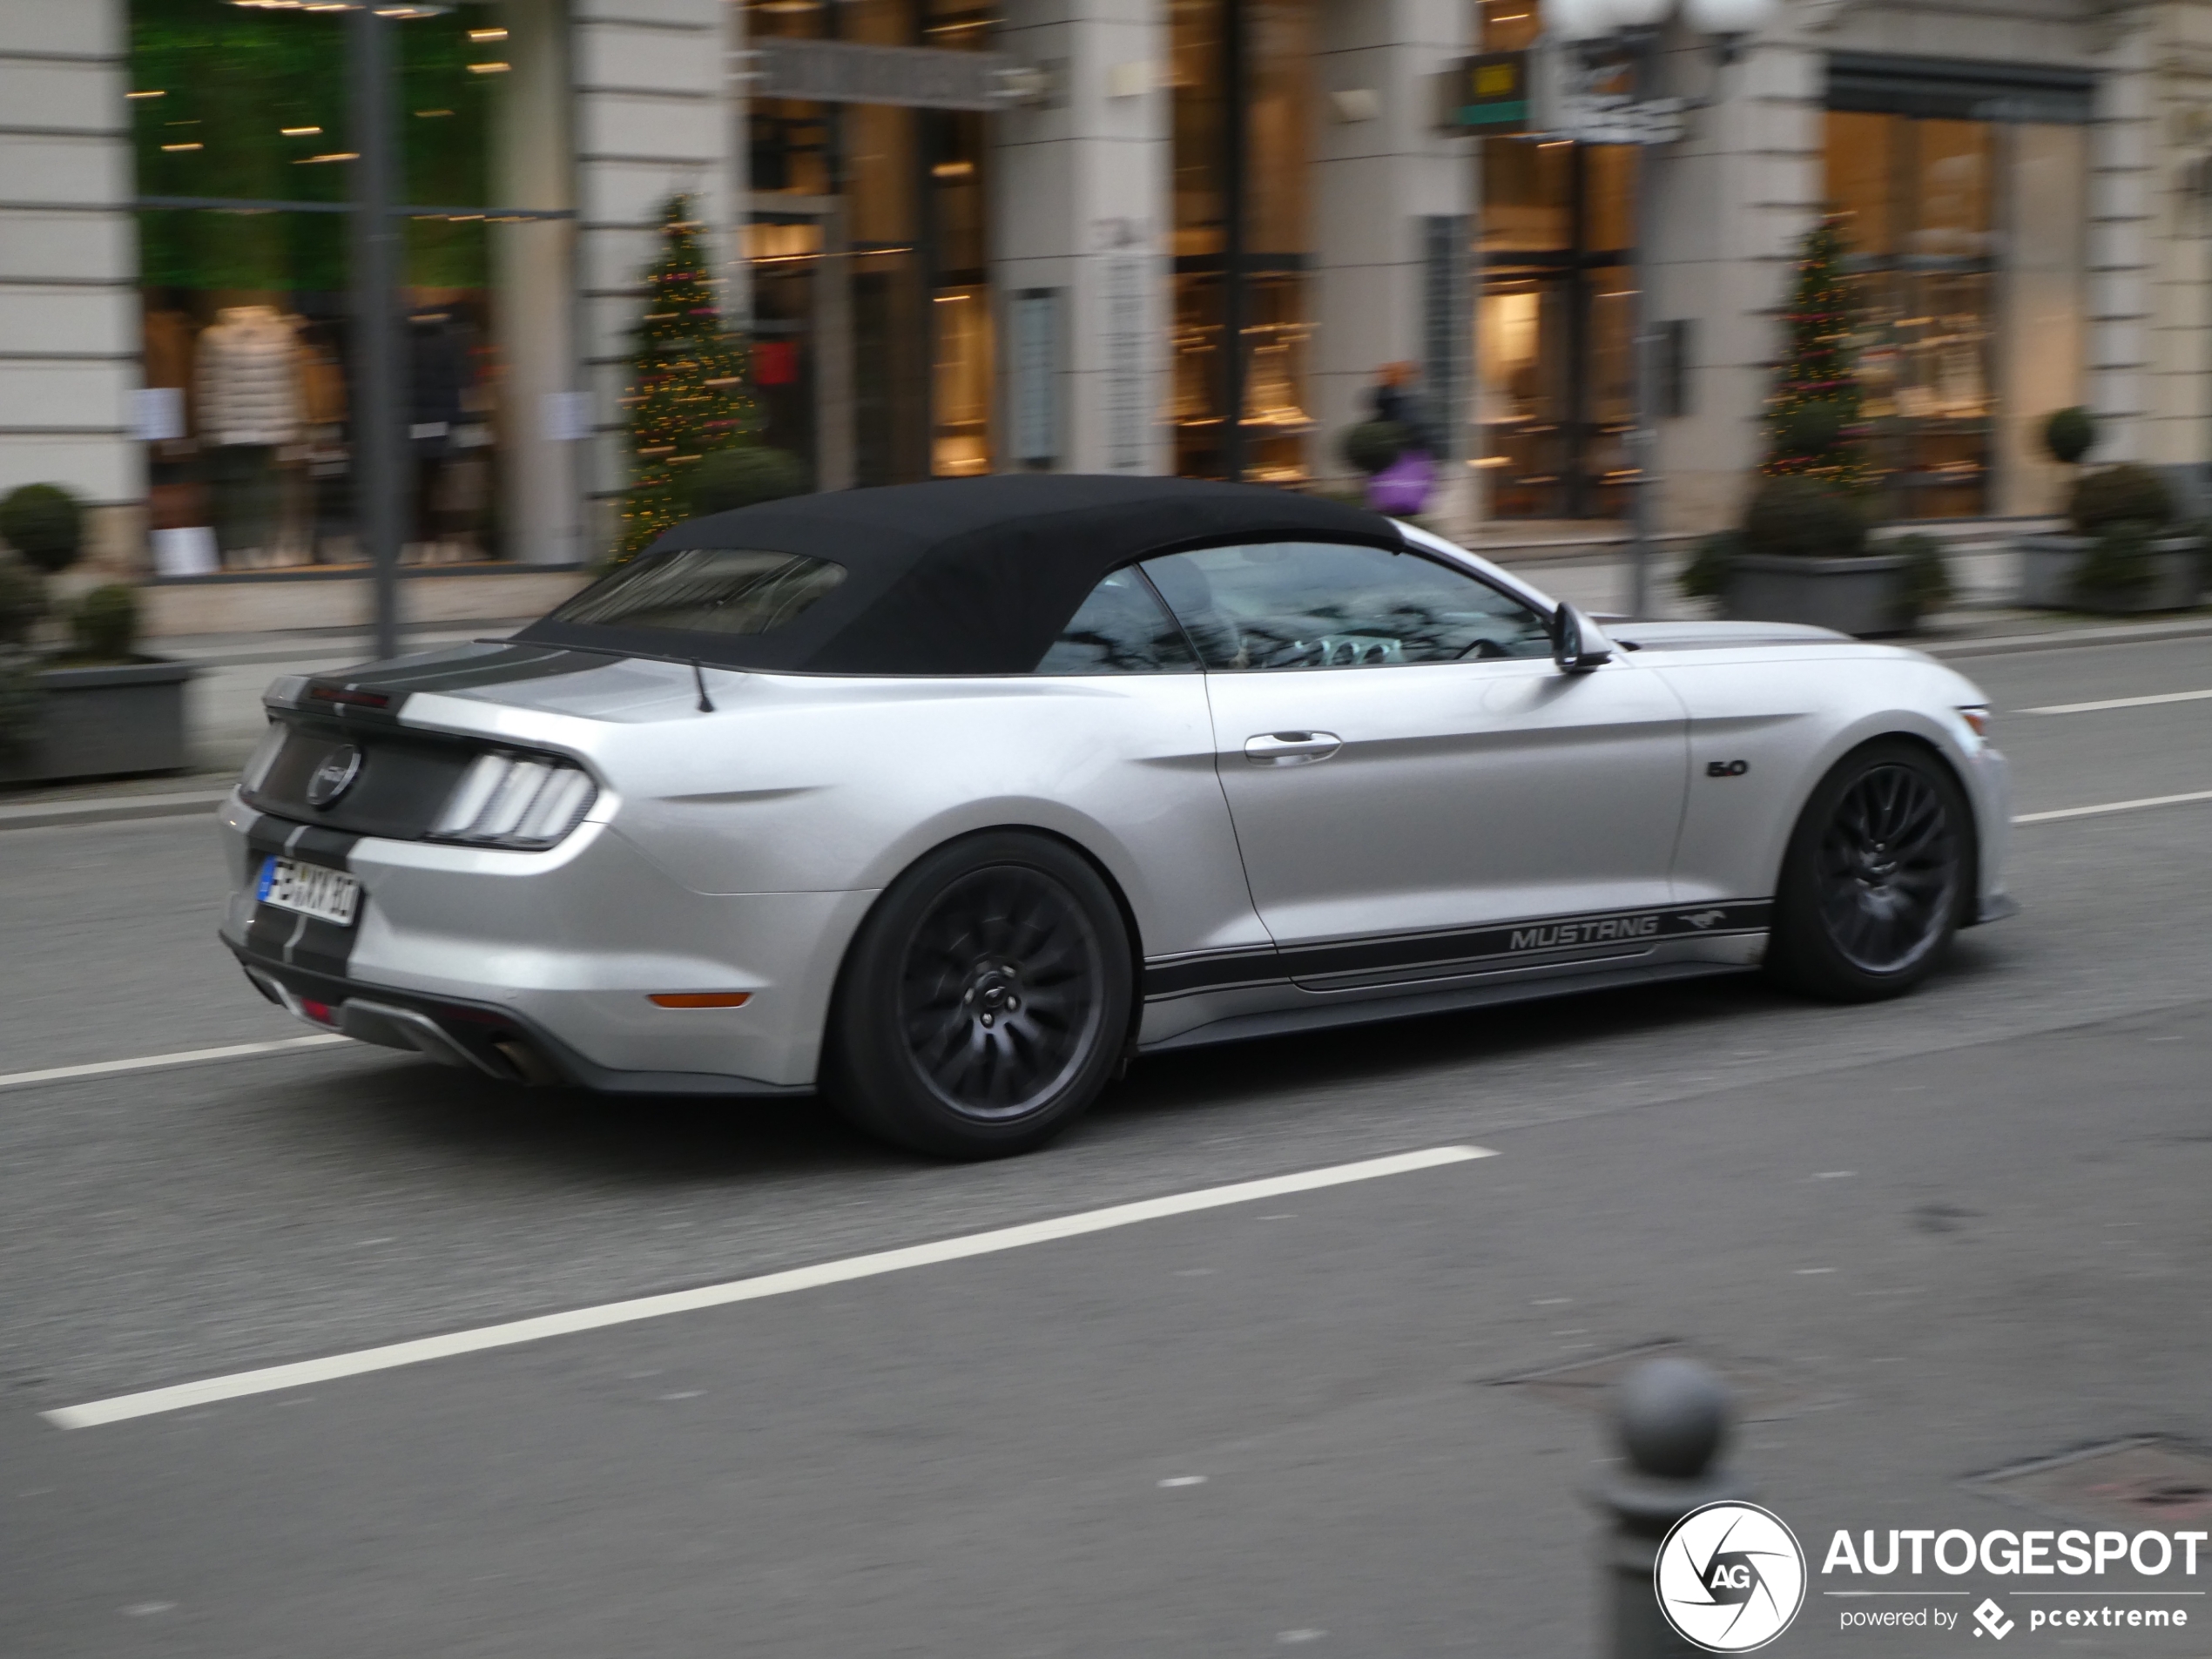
top-left (232, 948), bottom-right (810, 1096)
top-left (219, 791), bottom-right (876, 1090)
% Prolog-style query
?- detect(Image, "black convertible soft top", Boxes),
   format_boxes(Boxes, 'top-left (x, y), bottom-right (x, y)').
top-left (514, 474), bottom-right (1399, 675)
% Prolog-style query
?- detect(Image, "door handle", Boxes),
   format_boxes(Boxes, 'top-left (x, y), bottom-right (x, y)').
top-left (1244, 731), bottom-right (1342, 765)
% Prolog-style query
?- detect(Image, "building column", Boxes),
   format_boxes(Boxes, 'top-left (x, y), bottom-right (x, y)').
top-left (572, 0), bottom-right (745, 552)
top-left (2087, 17), bottom-right (2157, 463)
top-left (991, 0), bottom-right (1172, 475)
top-left (2143, 0), bottom-right (2212, 494)
top-left (494, 0), bottom-right (581, 565)
top-left (0, 0), bottom-right (142, 576)
top-left (1642, 29), bottom-right (1824, 535)
top-left (1309, 0), bottom-right (1474, 527)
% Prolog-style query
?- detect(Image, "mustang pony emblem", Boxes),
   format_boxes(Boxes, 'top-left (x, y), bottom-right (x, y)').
top-left (305, 745), bottom-right (363, 809)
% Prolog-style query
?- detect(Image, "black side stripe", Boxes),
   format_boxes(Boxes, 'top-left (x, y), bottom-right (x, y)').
top-left (1143, 900), bottom-right (1772, 1001)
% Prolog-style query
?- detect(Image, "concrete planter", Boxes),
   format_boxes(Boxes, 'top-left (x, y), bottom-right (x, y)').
top-left (0, 658), bottom-right (196, 786)
top-left (2016, 534), bottom-right (2202, 613)
top-left (1723, 552), bottom-right (1911, 637)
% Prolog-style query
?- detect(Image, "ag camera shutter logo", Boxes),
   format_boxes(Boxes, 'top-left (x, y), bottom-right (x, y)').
top-left (1656, 1501), bottom-right (1807, 1652)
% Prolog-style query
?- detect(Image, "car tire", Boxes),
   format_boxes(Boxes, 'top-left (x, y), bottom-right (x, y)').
top-left (1765, 738), bottom-right (1973, 1003)
top-left (822, 831), bottom-right (1134, 1159)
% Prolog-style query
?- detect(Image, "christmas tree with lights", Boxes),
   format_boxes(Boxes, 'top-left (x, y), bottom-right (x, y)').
top-left (1763, 216), bottom-right (1874, 494)
top-left (615, 196), bottom-right (759, 558)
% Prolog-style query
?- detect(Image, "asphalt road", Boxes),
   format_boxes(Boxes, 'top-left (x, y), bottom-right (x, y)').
top-left (3, 636), bottom-right (2209, 1656)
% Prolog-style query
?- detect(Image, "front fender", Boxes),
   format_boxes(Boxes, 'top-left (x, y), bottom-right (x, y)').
top-left (1661, 651), bottom-right (2006, 911)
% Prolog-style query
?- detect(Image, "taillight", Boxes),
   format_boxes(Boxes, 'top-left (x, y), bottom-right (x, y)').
top-left (432, 752), bottom-right (597, 848)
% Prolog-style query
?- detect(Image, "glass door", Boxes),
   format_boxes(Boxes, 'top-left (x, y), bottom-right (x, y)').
top-left (1476, 134), bottom-right (1637, 518)
top-left (741, 0), bottom-right (998, 489)
top-left (1168, 0), bottom-right (1315, 482)
top-left (1825, 110), bottom-right (1997, 519)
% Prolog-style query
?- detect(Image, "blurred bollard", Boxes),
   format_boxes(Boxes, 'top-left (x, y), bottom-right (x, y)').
top-left (1594, 1358), bottom-right (1748, 1657)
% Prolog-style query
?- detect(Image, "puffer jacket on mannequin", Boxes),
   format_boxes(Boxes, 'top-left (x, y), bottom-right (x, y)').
top-left (194, 306), bottom-right (302, 448)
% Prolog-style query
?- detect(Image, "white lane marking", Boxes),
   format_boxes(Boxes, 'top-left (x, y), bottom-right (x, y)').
top-left (2019, 687), bottom-right (2212, 715)
top-left (45, 1144), bottom-right (1493, 1430)
top-left (2013, 788), bottom-right (2212, 825)
top-left (0, 1034), bottom-right (348, 1093)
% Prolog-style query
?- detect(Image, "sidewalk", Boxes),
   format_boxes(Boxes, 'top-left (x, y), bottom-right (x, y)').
top-left (0, 619), bottom-right (526, 832)
top-left (4, 550), bottom-right (2209, 833)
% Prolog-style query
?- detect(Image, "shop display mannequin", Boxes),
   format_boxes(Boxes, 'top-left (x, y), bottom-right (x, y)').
top-left (194, 305), bottom-right (302, 563)
top-left (408, 311), bottom-right (471, 558)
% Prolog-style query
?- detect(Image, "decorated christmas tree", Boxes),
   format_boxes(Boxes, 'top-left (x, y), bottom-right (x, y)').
top-left (615, 196), bottom-right (759, 558)
top-left (1763, 216), bottom-right (1874, 495)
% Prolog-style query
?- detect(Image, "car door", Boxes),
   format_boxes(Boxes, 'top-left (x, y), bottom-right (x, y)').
top-left (1023, 563), bottom-right (1278, 971)
top-left (1139, 540), bottom-right (1690, 988)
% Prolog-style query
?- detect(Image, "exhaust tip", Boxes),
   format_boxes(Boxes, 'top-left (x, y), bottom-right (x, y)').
top-left (489, 1036), bottom-right (564, 1088)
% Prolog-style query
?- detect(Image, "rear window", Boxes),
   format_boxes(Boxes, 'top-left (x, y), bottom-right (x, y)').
top-left (548, 548), bottom-right (846, 636)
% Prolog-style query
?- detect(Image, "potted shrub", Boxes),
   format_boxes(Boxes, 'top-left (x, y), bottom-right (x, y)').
top-left (2017, 462), bottom-right (2203, 612)
top-left (0, 552), bottom-right (43, 771)
top-left (1716, 475), bottom-right (1914, 636)
top-left (1883, 531), bottom-right (1954, 631)
top-left (688, 446), bottom-right (810, 516)
top-left (1690, 223), bottom-right (1925, 635)
top-left (0, 483), bottom-right (196, 786)
top-left (2043, 406), bottom-right (2096, 468)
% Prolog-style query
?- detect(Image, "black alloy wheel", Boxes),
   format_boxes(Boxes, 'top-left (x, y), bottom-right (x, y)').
top-left (1767, 739), bottom-right (1971, 1001)
top-left (900, 866), bottom-right (1106, 1119)
top-left (824, 833), bottom-right (1133, 1158)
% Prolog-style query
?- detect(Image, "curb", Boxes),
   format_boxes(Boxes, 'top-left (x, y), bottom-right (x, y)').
top-left (1920, 616), bottom-right (2212, 658)
top-left (0, 790), bottom-right (232, 833)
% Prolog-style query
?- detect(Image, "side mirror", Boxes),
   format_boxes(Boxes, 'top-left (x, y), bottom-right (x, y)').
top-left (1552, 604), bottom-right (1615, 674)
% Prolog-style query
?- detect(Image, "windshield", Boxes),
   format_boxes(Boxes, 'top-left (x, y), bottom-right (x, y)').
top-left (548, 547), bottom-right (847, 637)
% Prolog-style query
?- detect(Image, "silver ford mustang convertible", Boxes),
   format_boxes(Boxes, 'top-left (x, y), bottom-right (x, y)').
top-left (223, 475), bottom-right (2013, 1157)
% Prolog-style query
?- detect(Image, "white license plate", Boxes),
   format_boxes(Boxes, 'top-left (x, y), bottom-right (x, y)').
top-left (256, 856), bottom-right (361, 927)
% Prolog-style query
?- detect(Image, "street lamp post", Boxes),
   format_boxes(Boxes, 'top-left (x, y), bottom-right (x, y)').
top-left (1537, 0), bottom-right (1777, 619)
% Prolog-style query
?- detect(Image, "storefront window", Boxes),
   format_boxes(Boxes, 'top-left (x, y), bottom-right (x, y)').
top-left (1824, 53), bottom-right (2089, 519)
top-left (1473, 0), bottom-right (1637, 518)
top-left (742, 0), bottom-right (998, 489)
top-left (1825, 111), bottom-right (1993, 518)
top-left (130, 0), bottom-right (572, 574)
top-left (1170, 0), bottom-right (1315, 482)
top-left (747, 0), bottom-right (835, 481)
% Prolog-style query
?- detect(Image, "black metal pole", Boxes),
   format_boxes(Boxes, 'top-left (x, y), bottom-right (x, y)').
top-left (1566, 145), bottom-right (1590, 519)
top-left (348, 4), bottom-right (405, 661)
top-left (1220, 0), bottom-right (1249, 482)
top-left (1626, 31), bottom-right (1659, 619)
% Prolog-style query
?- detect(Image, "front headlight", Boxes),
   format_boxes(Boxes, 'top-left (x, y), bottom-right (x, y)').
top-left (1958, 705), bottom-right (1993, 738)
top-left (431, 752), bottom-right (598, 849)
